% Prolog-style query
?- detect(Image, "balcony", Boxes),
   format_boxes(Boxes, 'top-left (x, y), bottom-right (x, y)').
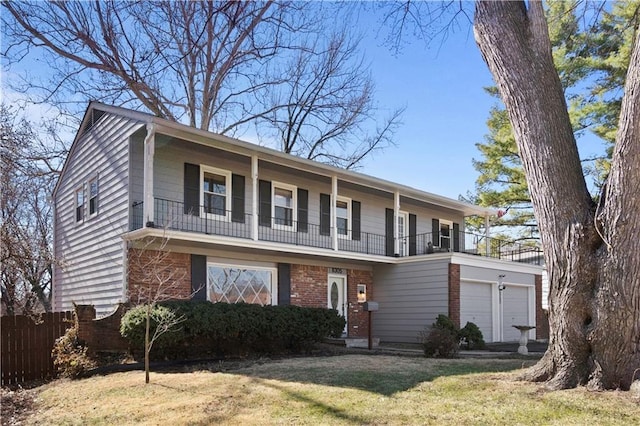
top-left (132, 198), bottom-right (542, 265)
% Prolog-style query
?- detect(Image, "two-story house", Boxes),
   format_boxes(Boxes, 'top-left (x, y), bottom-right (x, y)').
top-left (53, 102), bottom-right (545, 343)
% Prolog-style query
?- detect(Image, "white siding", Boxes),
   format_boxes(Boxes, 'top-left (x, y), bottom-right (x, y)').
top-left (372, 259), bottom-right (450, 343)
top-left (148, 136), bottom-right (465, 247)
top-left (54, 113), bottom-right (142, 316)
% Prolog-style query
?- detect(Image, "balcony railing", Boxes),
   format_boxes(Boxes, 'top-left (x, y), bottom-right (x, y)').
top-left (132, 199), bottom-right (541, 264)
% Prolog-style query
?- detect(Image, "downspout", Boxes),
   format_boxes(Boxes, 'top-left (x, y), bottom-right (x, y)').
top-left (143, 123), bottom-right (156, 226)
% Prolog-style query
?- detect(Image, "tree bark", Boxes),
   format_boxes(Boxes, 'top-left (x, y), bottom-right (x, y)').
top-left (474, 0), bottom-right (640, 390)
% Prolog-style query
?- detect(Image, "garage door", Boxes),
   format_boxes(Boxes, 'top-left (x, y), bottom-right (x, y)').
top-left (460, 281), bottom-right (493, 343)
top-left (502, 286), bottom-right (530, 341)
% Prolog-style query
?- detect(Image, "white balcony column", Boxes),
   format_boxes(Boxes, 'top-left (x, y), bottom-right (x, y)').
top-left (485, 214), bottom-right (491, 256)
top-left (143, 123), bottom-right (156, 226)
top-left (394, 191), bottom-right (400, 255)
top-left (332, 175), bottom-right (338, 251)
top-left (252, 155), bottom-right (259, 241)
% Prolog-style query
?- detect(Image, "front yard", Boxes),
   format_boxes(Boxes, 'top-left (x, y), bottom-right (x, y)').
top-left (4, 354), bottom-right (639, 425)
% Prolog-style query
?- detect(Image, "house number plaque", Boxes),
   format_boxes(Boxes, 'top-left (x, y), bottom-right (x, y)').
top-left (330, 268), bottom-right (346, 274)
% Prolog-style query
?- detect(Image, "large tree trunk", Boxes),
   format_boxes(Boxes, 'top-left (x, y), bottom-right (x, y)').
top-left (474, 0), bottom-right (640, 390)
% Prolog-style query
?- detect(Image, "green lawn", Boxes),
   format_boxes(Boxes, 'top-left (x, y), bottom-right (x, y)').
top-left (22, 355), bottom-right (640, 425)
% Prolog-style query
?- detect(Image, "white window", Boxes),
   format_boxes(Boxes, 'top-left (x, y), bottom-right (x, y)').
top-left (440, 219), bottom-right (453, 250)
top-left (75, 187), bottom-right (84, 223)
top-left (201, 166), bottom-right (231, 219)
top-left (88, 176), bottom-right (99, 216)
top-left (336, 196), bottom-right (351, 238)
top-left (273, 182), bottom-right (296, 229)
top-left (207, 262), bottom-right (277, 305)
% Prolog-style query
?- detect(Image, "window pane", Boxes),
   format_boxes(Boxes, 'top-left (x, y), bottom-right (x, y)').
top-left (204, 193), bottom-right (225, 215)
top-left (207, 266), bottom-right (272, 305)
top-left (204, 173), bottom-right (226, 195)
top-left (274, 188), bottom-right (292, 208)
top-left (275, 206), bottom-right (292, 226)
top-left (337, 217), bottom-right (348, 235)
top-left (90, 180), bottom-right (98, 197)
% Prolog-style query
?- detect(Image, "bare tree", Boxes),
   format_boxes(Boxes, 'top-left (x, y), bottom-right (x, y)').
top-left (0, 105), bottom-right (64, 315)
top-left (474, 0), bottom-right (640, 390)
top-left (2, 1), bottom-right (401, 169)
top-left (127, 235), bottom-right (196, 384)
top-left (257, 28), bottom-right (405, 169)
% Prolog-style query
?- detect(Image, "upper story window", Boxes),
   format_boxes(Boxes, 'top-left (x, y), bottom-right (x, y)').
top-left (88, 176), bottom-right (99, 216)
top-left (273, 183), bottom-right (296, 228)
top-left (201, 166), bottom-right (231, 219)
top-left (336, 197), bottom-right (351, 237)
top-left (75, 187), bottom-right (84, 223)
top-left (439, 219), bottom-right (453, 250)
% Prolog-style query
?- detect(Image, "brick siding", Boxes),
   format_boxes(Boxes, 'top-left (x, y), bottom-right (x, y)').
top-left (290, 264), bottom-right (373, 338)
top-left (127, 248), bottom-right (192, 303)
top-left (448, 263), bottom-right (461, 328)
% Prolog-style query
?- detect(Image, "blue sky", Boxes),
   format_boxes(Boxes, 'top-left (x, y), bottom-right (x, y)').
top-left (355, 22), bottom-right (496, 200)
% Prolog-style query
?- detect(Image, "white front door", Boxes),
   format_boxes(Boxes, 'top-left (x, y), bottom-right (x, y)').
top-left (328, 274), bottom-right (347, 335)
top-left (398, 211), bottom-right (409, 256)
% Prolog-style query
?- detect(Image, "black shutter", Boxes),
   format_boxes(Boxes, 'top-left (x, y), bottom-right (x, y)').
top-left (320, 193), bottom-right (331, 236)
top-left (385, 208), bottom-right (395, 256)
top-left (191, 254), bottom-right (207, 301)
top-left (184, 163), bottom-right (200, 216)
top-left (409, 213), bottom-right (417, 256)
top-left (277, 263), bottom-right (291, 305)
top-left (453, 222), bottom-right (461, 252)
top-left (259, 180), bottom-right (271, 227)
top-left (231, 174), bottom-right (245, 223)
top-left (297, 188), bottom-right (308, 233)
top-left (352, 200), bottom-right (361, 241)
top-left (432, 218), bottom-right (440, 247)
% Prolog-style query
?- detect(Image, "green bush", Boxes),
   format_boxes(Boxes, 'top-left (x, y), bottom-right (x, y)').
top-left (419, 315), bottom-right (486, 357)
top-left (120, 301), bottom-right (345, 359)
top-left (119, 304), bottom-right (185, 351)
top-left (52, 319), bottom-right (97, 379)
top-left (459, 321), bottom-right (486, 350)
top-left (420, 326), bottom-right (459, 358)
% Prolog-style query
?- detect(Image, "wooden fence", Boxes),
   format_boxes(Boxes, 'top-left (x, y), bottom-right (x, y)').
top-left (1, 311), bottom-right (74, 386)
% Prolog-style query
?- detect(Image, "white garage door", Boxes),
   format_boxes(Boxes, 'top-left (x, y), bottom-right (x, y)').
top-left (460, 281), bottom-right (493, 343)
top-left (502, 285), bottom-right (530, 341)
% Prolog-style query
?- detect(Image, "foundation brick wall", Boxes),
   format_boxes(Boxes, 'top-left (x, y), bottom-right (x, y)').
top-left (535, 274), bottom-right (549, 340)
top-left (448, 263), bottom-right (461, 329)
top-left (290, 264), bottom-right (373, 338)
top-left (127, 248), bottom-right (192, 303)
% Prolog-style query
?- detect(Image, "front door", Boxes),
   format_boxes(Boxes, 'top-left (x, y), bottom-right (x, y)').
top-left (328, 274), bottom-right (347, 335)
top-left (398, 211), bottom-right (409, 256)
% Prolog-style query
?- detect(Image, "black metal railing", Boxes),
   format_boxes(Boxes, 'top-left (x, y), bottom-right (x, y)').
top-left (131, 198), bottom-right (541, 264)
top-left (401, 231), bottom-right (542, 265)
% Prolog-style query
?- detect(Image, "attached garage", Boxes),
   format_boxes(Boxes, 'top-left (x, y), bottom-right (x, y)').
top-left (460, 281), bottom-right (494, 342)
top-left (502, 285), bottom-right (531, 341)
top-left (460, 278), bottom-right (535, 342)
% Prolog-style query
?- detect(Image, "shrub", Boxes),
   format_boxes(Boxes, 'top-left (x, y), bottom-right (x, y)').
top-left (420, 315), bottom-right (458, 358)
top-left (459, 321), bottom-right (486, 350)
top-left (120, 304), bottom-right (186, 352)
top-left (420, 327), bottom-right (459, 358)
top-left (120, 301), bottom-right (345, 359)
top-left (52, 318), bottom-right (97, 379)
